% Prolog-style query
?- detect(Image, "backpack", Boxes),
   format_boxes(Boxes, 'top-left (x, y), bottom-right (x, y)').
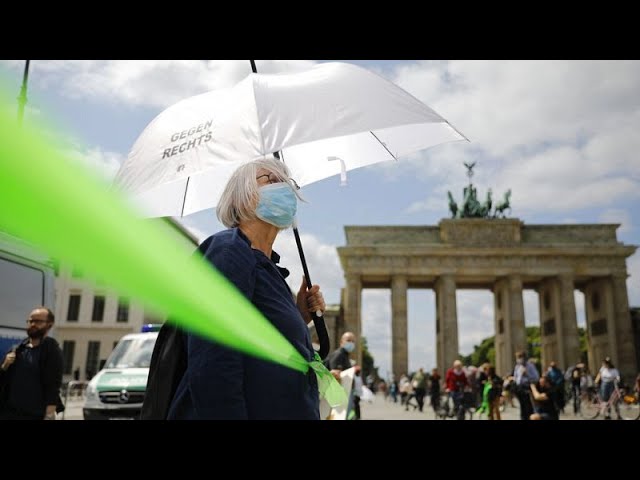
top-left (139, 322), bottom-right (187, 420)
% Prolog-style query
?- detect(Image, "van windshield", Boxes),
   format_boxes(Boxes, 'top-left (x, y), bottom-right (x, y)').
top-left (105, 336), bottom-right (157, 369)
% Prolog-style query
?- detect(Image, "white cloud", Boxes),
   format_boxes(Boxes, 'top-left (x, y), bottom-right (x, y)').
top-left (80, 147), bottom-right (125, 180)
top-left (273, 230), bottom-right (343, 304)
top-left (57, 146), bottom-right (125, 181)
top-left (628, 253), bottom-right (640, 307)
top-left (456, 291), bottom-right (495, 355)
top-left (598, 209), bottom-right (632, 233)
top-left (386, 61), bottom-right (640, 216)
top-left (361, 290), bottom-right (392, 375)
top-left (1, 60), bottom-right (318, 110)
top-left (575, 291), bottom-right (586, 328)
top-left (394, 61), bottom-right (640, 157)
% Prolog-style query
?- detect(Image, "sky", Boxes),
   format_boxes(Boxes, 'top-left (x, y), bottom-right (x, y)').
top-left (1, 60), bottom-right (638, 379)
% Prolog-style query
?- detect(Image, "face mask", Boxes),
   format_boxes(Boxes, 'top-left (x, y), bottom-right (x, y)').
top-left (255, 183), bottom-right (297, 229)
top-left (343, 341), bottom-right (355, 353)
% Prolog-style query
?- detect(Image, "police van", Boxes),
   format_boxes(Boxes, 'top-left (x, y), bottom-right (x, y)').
top-left (83, 325), bottom-right (160, 420)
top-left (0, 231), bottom-right (55, 353)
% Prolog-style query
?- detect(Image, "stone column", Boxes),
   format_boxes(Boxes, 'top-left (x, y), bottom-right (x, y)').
top-left (391, 275), bottom-right (408, 380)
top-left (493, 275), bottom-right (526, 376)
top-left (435, 275), bottom-right (458, 375)
top-left (558, 274), bottom-right (580, 371)
top-left (583, 277), bottom-right (615, 373)
top-left (611, 273), bottom-right (636, 381)
top-left (344, 273), bottom-right (362, 366)
top-left (493, 280), bottom-right (507, 377)
top-left (508, 275), bottom-right (527, 355)
top-left (537, 278), bottom-right (562, 370)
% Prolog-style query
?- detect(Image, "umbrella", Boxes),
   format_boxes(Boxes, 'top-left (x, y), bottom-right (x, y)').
top-left (114, 61), bottom-right (468, 358)
top-left (114, 61), bottom-right (467, 217)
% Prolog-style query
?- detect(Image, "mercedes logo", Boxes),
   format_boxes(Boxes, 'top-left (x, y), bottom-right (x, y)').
top-left (118, 389), bottom-right (130, 404)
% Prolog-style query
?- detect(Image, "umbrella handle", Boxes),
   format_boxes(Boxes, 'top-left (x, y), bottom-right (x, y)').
top-left (292, 225), bottom-right (331, 360)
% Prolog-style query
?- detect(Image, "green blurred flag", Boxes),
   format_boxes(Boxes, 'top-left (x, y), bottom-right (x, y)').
top-left (0, 99), bottom-right (309, 373)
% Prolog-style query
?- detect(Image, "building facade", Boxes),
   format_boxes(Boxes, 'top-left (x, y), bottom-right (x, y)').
top-left (337, 219), bottom-right (638, 381)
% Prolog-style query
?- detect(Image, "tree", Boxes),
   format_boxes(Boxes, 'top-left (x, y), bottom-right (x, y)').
top-left (360, 336), bottom-right (378, 380)
top-left (460, 326), bottom-right (588, 369)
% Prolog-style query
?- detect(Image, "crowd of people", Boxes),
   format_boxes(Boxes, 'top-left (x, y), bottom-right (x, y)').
top-left (373, 353), bottom-right (640, 420)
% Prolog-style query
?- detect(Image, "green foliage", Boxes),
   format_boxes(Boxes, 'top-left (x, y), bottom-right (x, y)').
top-left (526, 326), bottom-right (541, 360)
top-left (361, 336), bottom-right (378, 380)
top-left (577, 327), bottom-right (589, 365)
top-left (460, 326), bottom-right (588, 368)
top-left (460, 336), bottom-right (495, 367)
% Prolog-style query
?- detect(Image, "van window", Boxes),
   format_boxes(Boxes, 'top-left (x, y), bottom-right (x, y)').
top-left (105, 337), bottom-right (156, 369)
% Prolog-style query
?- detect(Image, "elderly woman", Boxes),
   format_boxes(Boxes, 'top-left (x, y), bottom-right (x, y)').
top-left (167, 157), bottom-right (326, 419)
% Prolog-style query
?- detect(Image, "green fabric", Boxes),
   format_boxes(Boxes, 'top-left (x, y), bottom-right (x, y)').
top-left (310, 352), bottom-right (348, 407)
top-left (0, 98), bottom-right (311, 373)
top-left (476, 380), bottom-right (492, 415)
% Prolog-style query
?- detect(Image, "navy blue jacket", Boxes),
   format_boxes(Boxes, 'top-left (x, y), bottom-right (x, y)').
top-left (167, 228), bottom-right (319, 420)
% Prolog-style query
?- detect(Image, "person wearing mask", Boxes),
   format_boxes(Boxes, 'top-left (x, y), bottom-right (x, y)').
top-left (324, 331), bottom-right (356, 380)
top-left (513, 350), bottom-right (540, 420)
top-left (167, 157), bottom-right (325, 420)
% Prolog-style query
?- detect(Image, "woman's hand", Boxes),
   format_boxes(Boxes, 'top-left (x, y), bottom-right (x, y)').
top-left (296, 277), bottom-right (326, 323)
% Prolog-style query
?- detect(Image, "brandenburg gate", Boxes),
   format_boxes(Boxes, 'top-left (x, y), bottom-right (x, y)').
top-left (337, 219), bottom-right (638, 380)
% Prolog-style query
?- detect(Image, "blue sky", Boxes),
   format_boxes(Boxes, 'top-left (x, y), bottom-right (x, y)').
top-left (1, 60), bottom-right (638, 378)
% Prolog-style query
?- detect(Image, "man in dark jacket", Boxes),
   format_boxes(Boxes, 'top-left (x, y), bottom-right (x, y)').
top-left (324, 331), bottom-right (356, 380)
top-left (0, 307), bottom-right (64, 420)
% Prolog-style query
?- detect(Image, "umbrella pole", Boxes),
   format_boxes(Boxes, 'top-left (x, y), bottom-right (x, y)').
top-left (249, 60), bottom-right (331, 360)
top-left (291, 220), bottom-right (331, 359)
top-left (17, 60), bottom-right (30, 127)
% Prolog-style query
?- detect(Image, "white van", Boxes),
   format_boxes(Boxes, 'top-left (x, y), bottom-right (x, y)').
top-left (83, 328), bottom-right (159, 420)
top-left (0, 231), bottom-right (55, 353)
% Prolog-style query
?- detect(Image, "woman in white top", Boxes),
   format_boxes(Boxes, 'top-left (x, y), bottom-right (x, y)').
top-left (594, 357), bottom-right (620, 419)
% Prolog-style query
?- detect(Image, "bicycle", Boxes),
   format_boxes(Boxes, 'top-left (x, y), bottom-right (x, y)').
top-left (580, 381), bottom-right (640, 420)
top-left (437, 390), bottom-right (474, 420)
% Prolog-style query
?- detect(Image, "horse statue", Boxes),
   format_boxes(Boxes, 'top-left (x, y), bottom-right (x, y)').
top-left (462, 185), bottom-right (484, 217)
top-left (493, 189), bottom-right (511, 218)
top-left (478, 188), bottom-right (492, 217)
top-left (447, 191), bottom-right (458, 218)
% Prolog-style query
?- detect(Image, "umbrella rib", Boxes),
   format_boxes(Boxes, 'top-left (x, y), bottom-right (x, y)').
top-left (181, 176), bottom-right (190, 217)
top-left (368, 131), bottom-right (398, 161)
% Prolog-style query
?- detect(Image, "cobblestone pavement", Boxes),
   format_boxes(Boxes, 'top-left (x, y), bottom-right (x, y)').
top-left (360, 393), bottom-right (589, 420)
top-left (61, 393), bottom-right (610, 421)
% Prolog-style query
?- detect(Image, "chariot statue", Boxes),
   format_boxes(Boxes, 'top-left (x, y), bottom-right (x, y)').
top-left (446, 162), bottom-right (511, 219)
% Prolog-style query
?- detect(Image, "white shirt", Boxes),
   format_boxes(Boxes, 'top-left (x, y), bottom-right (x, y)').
top-left (598, 367), bottom-right (620, 383)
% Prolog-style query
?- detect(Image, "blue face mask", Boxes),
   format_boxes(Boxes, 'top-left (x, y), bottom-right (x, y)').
top-left (255, 183), bottom-right (297, 229)
top-left (343, 341), bottom-right (355, 353)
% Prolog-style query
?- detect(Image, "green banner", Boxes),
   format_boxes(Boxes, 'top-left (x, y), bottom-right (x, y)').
top-left (0, 99), bottom-right (309, 373)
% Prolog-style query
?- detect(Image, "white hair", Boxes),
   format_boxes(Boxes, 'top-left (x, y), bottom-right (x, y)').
top-left (216, 157), bottom-right (296, 228)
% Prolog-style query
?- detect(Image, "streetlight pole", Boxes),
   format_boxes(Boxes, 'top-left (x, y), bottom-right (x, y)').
top-left (17, 60), bottom-right (30, 126)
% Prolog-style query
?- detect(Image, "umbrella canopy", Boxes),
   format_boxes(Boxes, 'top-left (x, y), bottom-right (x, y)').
top-left (114, 62), bottom-right (467, 217)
